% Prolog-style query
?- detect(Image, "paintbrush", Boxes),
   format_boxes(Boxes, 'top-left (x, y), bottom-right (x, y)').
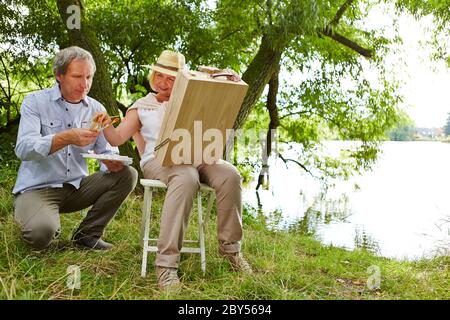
top-left (101, 118), bottom-right (120, 130)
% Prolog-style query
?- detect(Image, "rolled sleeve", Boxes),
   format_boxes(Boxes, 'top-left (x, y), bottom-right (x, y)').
top-left (15, 96), bottom-right (55, 161)
top-left (27, 133), bottom-right (54, 159)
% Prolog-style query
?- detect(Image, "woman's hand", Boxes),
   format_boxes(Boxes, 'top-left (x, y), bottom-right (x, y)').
top-left (209, 69), bottom-right (241, 82)
top-left (199, 65), bottom-right (242, 82)
top-left (91, 112), bottom-right (118, 131)
top-left (223, 69), bottom-right (241, 82)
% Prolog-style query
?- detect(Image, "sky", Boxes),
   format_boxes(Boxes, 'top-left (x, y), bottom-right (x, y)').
top-left (368, 6), bottom-right (450, 128)
top-left (396, 16), bottom-right (450, 128)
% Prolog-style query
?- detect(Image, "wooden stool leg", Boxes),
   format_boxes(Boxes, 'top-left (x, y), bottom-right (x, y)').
top-left (141, 187), bottom-right (153, 277)
top-left (203, 191), bottom-right (215, 227)
top-left (197, 192), bottom-right (206, 274)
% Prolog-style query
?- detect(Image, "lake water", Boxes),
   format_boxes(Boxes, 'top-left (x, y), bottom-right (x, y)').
top-left (242, 141), bottom-right (450, 261)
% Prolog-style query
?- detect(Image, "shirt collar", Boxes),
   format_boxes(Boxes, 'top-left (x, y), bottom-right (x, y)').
top-left (49, 83), bottom-right (89, 107)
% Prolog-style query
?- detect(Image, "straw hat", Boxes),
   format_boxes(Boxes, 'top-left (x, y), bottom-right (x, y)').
top-left (144, 50), bottom-right (186, 91)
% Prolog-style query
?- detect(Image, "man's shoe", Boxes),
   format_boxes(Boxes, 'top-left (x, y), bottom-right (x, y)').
top-left (72, 232), bottom-right (113, 250)
top-left (220, 250), bottom-right (253, 274)
top-left (156, 267), bottom-right (181, 291)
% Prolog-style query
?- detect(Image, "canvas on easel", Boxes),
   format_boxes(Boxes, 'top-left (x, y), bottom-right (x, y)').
top-left (154, 69), bottom-right (248, 166)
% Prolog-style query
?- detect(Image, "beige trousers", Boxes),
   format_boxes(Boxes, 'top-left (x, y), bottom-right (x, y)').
top-left (143, 159), bottom-right (243, 268)
top-left (14, 167), bottom-right (138, 250)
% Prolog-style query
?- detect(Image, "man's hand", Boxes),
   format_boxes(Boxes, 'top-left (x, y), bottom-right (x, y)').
top-left (50, 128), bottom-right (99, 154)
top-left (102, 160), bottom-right (125, 172)
top-left (67, 128), bottom-right (100, 146)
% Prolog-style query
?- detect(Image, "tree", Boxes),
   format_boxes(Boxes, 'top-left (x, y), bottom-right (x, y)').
top-left (0, 1), bottom-right (56, 131)
top-left (1, 0), bottom-right (410, 183)
top-left (388, 111), bottom-right (416, 141)
top-left (444, 113), bottom-right (450, 137)
top-left (87, 0), bottom-right (195, 102)
top-left (191, 0), bottom-right (402, 183)
top-left (396, 0), bottom-right (450, 66)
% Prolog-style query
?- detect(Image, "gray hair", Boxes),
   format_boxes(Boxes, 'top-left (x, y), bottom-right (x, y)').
top-left (52, 46), bottom-right (96, 77)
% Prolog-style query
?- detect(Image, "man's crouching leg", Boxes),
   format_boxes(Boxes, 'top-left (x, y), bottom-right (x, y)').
top-left (14, 188), bottom-right (63, 250)
top-left (67, 166), bottom-right (138, 249)
top-left (22, 224), bottom-right (60, 250)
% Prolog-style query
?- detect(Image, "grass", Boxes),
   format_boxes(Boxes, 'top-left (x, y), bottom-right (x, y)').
top-left (0, 177), bottom-right (449, 300)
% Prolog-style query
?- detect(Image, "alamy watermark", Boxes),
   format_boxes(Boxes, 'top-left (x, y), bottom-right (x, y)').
top-left (66, 265), bottom-right (81, 290)
top-left (366, 265), bottom-right (381, 290)
top-left (66, 5), bottom-right (81, 30)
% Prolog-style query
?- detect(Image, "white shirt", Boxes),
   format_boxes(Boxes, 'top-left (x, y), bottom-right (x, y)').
top-left (129, 93), bottom-right (167, 168)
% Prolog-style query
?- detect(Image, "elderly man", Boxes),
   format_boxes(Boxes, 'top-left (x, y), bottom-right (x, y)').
top-left (13, 46), bottom-right (138, 251)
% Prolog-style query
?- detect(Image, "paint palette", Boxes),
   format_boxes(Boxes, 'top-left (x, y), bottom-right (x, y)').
top-left (81, 153), bottom-right (133, 165)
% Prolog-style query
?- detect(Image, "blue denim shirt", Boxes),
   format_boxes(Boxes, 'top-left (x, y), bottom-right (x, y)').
top-left (13, 84), bottom-right (118, 194)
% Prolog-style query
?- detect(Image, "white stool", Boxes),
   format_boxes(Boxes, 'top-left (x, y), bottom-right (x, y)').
top-left (140, 179), bottom-right (215, 277)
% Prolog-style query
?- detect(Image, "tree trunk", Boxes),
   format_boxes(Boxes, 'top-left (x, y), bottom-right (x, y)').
top-left (256, 65), bottom-right (280, 190)
top-left (234, 0), bottom-right (373, 131)
top-left (56, 0), bottom-right (143, 182)
top-left (233, 34), bottom-right (283, 130)
top-left (56, 0), bottom-right (116, 112)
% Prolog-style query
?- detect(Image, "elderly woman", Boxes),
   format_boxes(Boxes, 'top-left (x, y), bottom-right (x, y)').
top-left (99, 50), bottom-right (252, 290)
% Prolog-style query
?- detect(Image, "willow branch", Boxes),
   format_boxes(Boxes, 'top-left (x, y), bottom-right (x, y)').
top-left (330, 0), bottom-right (355, 26)
top-left (322, 0), bottom-right (373, 59)
top-left (322, 28), bottom-right (373, 58)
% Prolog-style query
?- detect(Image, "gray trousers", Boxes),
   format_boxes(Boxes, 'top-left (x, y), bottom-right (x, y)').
top-left (143, 159), bottom-right (243, 268)
top-left (14, 166), bottom-right (138, 250)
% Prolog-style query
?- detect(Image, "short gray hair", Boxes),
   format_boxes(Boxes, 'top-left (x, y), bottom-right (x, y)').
top-left (52, 46), bottom-right (96, 77)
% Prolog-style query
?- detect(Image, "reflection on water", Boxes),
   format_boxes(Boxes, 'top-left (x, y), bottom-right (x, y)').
top-left (243, 141), bottom-right (450, 260)
top-left (247, 189), bottom-right (381, 255)
top-left (353, 227), bottom-right (380, 255)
